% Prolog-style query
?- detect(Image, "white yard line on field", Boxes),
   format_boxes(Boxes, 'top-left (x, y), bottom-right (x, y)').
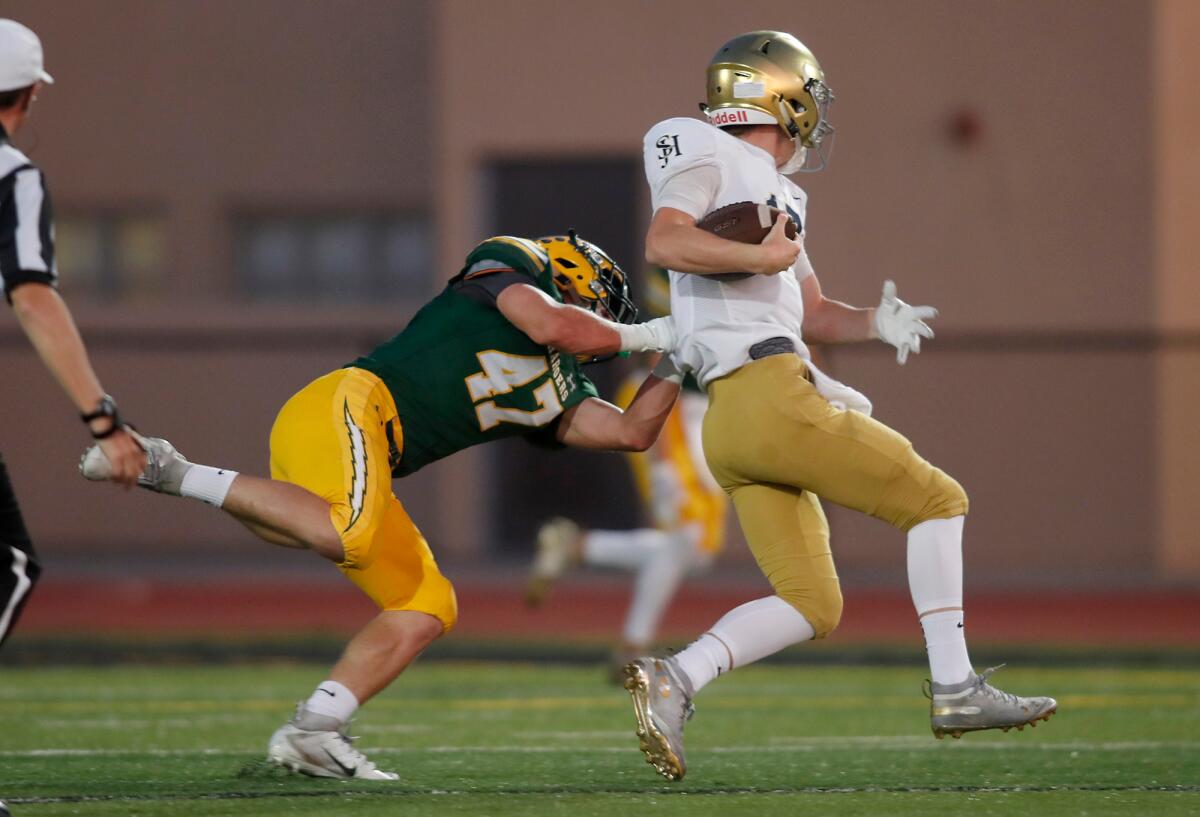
top-left (2, 739), bottom-right (1198, 758)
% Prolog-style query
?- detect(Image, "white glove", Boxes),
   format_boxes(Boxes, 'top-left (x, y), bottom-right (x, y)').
top-left (873, 280), bottom-right (937, 364)
top-left (616, 315), bottom-right (676, 354)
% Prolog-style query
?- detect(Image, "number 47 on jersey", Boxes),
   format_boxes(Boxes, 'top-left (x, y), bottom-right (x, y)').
top-left (465, 350), bottom-right (564, 431)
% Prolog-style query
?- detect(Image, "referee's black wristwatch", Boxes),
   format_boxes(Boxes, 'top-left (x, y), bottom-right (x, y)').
top-left (81, 394), bottom-right (123, 440)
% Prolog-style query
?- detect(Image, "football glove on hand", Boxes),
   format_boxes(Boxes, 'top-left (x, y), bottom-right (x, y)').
top-left (616, 315), bottom-right (676, 354)
top-left (873, 280), bottom-right (937, 365)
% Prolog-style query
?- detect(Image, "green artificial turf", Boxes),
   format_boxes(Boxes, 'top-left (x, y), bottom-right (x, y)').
top-left (1, 662), bottom-right (1196, 816)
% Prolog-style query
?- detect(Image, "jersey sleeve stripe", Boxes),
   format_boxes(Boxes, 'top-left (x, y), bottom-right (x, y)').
top-left (14, 169), bottom-right (49, 273)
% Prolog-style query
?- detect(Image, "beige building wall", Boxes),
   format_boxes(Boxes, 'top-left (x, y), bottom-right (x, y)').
top-left (1156, 0), bottom-right (1200, 575)
top-left (7, 0), bottom-right (433, 298)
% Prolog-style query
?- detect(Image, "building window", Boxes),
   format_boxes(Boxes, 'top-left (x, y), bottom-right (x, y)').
top-left (55, 213), bottom-right (166, 301)
top-left (234, 213), bottom-right (431, 302)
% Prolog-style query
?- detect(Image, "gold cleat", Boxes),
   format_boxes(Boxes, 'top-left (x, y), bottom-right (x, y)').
top-left (623, 657), bottom-right (694, 781)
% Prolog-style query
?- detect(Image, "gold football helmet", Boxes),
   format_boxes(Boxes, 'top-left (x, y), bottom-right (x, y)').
top-left (702, 30), bottom-right (835, 172)
top-left (536, 231), bottom-right (638, 325)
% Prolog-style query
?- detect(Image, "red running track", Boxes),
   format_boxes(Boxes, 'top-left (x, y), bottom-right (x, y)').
top-left (18, 578), bottom-right (1200, 646)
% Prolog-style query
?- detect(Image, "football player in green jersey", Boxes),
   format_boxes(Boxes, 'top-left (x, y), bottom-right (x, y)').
top-left (81, 232), bottom-right (681, 781)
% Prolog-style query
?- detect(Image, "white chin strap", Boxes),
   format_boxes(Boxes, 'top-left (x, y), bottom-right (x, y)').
top-left (777, 140), bottom-right (808, 175)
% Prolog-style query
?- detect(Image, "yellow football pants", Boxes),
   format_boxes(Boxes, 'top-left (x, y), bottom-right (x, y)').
top-left (268, 367), bottom-right (458, 631)
top-left (618, 379), bottom-right (727, 556)
top-left (702, 354), bottom-right (967, 638)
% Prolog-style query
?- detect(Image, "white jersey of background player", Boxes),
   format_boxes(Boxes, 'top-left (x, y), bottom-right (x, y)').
top-left (621, 30), bottom-right (1057, 783)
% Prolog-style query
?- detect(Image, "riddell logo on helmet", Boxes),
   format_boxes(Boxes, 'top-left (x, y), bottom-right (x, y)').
top-left (709, 110), bottom-right (750, 126)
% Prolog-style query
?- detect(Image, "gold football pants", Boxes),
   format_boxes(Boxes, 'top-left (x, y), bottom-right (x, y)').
top-left (702, 354), bottom-right (967, 638)
top-left (269, 367), bottom-right (458, 631)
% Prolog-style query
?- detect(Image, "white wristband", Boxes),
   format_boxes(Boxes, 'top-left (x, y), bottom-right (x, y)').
top-left (615, 322), bottom-right (652, 352)
top-left (616, 316), bottom-right (675, 353)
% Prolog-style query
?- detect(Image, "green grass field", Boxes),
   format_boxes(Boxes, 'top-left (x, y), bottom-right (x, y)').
top-left (1, 661), bottom-right (1197, 816)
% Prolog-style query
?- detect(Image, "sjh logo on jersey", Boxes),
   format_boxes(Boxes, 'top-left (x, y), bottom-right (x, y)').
top-left (655, 134), bottom-right (682, 168)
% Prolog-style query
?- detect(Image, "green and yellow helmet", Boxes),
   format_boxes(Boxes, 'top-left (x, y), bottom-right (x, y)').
top-left (702, 30), bottom-right (835, 172)
top-left (536, 230), bottom-right (638, 325)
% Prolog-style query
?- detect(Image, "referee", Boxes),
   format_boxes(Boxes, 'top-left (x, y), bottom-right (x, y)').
top-left (0, 19), bottom-right (145, 650)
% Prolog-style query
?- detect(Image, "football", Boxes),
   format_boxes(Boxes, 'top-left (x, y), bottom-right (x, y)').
top-left (695, 201), bottom-right (798, 244)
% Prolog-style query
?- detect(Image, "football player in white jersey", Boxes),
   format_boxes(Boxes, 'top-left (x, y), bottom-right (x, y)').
top-left (622, 30), bottom-right (1056, 781)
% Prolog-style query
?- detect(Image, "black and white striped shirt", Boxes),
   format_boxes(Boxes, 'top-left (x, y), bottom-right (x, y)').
top-left (0, 123), bottom-right (56, 304)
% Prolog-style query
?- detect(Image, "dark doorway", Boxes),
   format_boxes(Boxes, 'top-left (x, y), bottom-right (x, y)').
top-left (484, 157), bottom-right (646, 554)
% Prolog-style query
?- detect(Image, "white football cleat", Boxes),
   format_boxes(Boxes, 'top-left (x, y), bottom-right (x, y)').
top-left (267, 708), bottom-right (399, 781)
top-left (928, 665), bottom-right (1057, 739)
top-left (80, 433), bottom-right (192, 495)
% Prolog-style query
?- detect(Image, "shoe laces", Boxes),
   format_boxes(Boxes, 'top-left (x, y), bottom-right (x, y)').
top-left (973, 664), bottom-right (1021, 706)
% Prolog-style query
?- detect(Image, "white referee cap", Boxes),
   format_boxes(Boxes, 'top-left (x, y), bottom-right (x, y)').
top-left (0, 19), bottom-right (53, 93)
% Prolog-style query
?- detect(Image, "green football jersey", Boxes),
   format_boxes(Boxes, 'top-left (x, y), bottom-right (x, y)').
top-left (350, 236), bottom-right (598, 477)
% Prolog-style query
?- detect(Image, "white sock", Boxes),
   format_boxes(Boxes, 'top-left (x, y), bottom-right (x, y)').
top-left (623, 530), bottom-right (695, 646)
top-left (672, 596), bottom-right (815, 693)
top-left (180, 465), bottom-right (239, 508)
top-left (583, 528), bottom-right (672, 571)
top-left (907, 516), bottom-right (973, 684)
top-left (920, 610), bottom-right (973, 685)
top-left (302, 680), bottom-right (359, 726)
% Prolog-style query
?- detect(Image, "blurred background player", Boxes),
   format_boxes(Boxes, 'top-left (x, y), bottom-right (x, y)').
top-left (0, 19), bottom-right (144, 651)
top-left (526, 267), bottom-right (727, 676)
top-left (82, 232), bottom-right (682, 781)
top-left (624, 30), bottom-right (1056, 780)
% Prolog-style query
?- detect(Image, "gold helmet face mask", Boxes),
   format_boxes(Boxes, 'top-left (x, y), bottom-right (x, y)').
top-left (702, 30), bottom-right (835, 173)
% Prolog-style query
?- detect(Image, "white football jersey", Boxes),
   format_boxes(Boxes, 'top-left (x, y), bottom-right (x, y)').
top-left (643, 117), bottom-right (812, 388)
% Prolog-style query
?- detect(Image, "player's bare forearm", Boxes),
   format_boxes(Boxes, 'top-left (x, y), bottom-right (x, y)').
top-left (556, 375), bottom-right (680, 452)
top-left (10, 283), bottom-right (107, 412)
top-left (803, 297), bottom-right (875, 343)
top-left (799, 273), bottom-right (875, 344)
top-left (618, 370), bottom-right (681, 449)
top-left (645, 207), bottom-right (773, 276)
top-left (497, 284), bottom-right (622, 357)
top-left (646, 207), bottom-right (800, 276)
